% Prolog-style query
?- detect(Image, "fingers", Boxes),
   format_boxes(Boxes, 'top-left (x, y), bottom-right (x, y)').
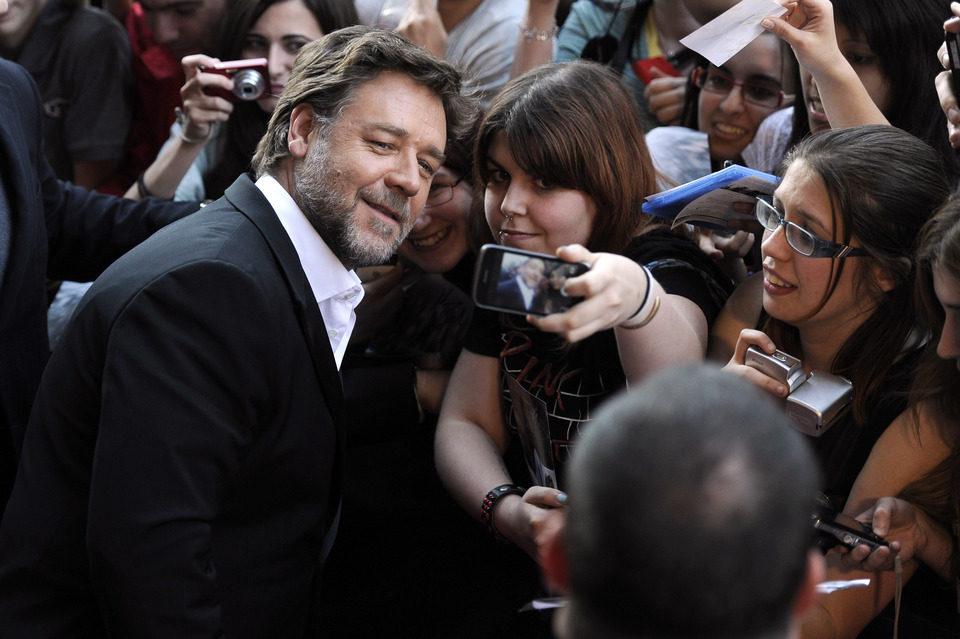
top-left (523, 485), bottom-right (567, 508)
top-left (839, 544), bottom-right (895, 572)
top-left (935, 69), bottom-right (960, 148)
top-left (724, 330), bottom-right (788, 397)
top-left (180, 53), bottom-right (220, 76)
top-left (731, 328), bottom-right (777, 363)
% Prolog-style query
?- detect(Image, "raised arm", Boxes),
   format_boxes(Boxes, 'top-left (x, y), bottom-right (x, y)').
top-left (124, 55), bottom-right (234, 201)
top-left (510, 0), bottom-right (560, 79)
top-left (761, 0), bottom-right (888, 128)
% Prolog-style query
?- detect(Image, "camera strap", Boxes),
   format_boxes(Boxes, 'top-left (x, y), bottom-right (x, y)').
top-left (892, 554), bottom-right (902, 639)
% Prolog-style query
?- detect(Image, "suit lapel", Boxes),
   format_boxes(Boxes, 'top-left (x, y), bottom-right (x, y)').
top-left (223, 176), bottom-right (345, 426)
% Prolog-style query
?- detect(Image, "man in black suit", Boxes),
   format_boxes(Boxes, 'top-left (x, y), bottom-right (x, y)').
top-left (0, 25), bottom-right (472, 638)
top-left (497, 256), bottom-right (546, 312)
top-left (0, 54), bottom-right (198, 507)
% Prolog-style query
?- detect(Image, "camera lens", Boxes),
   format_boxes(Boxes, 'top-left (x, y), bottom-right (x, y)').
top-left (232, 69), bottom-right (266, 100)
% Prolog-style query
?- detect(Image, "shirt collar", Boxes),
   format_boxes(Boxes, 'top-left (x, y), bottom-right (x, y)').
top-left (255, 174), bottom-right (362, 306)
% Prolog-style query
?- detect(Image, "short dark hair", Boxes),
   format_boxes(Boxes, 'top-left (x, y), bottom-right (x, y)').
top-left (252, 26), bottom-right (475, 176)
top-left (476, 61), bottom-right (657, 255)
top-left (565, 364), bottom-right (819, 638)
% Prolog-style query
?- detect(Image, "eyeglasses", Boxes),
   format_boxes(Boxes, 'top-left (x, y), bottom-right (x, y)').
top-left (692, 67), bottom-right (793, 110)
top-left (425, 175), bottom-right (464, 208)
top-left (755, 197), bottom-right (869, 259)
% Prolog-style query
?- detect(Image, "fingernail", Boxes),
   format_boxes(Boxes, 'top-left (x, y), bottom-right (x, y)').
top-left (949, 108), bottom-right (960, 123)
top-left (778, 385), bottom-right (788, 396)
top-left (761, 18), bottom-right (774, 29)
top-left (557, 492), bottom-right (568, 504)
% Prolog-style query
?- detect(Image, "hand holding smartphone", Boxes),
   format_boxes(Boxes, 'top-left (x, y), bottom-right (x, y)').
top-left (472, 244), bottom-right (590, 317)
top-left (814, 512), bottom-right (889, 553)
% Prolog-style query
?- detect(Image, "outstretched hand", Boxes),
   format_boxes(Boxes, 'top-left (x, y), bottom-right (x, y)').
top-left (527, 244), bottom-right (650, 343)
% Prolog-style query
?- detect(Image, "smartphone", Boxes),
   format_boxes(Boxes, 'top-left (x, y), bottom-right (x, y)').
top-left (946, 31), bottom-right (960, 96)
top-left (813, 512), bottom-right (889, 553)
top-left (472, 244), bottom-right (589, 317)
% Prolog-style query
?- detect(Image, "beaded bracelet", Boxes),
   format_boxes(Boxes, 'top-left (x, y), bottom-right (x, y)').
top-left (480, 484), bottom-right (526, 543)
top-left (519, 23), bottom-right (559, 42)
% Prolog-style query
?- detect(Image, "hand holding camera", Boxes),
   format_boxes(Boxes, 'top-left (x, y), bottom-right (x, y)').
top-left (199, 58), bottom-right (270, 102)
top-left (744, 345), bottom-right (852, 436)
top-left (177, 54), bottom-right (243, 144)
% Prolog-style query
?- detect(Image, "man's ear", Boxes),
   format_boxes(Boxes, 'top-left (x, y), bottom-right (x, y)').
top-left (287, 103), bottom-right (316, 159)
top-left (792, 549), bottom-right (826, 618)
top-left (539, 511), bottom-right (570, 594)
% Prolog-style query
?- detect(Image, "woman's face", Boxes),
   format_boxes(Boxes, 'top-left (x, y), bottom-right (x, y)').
top-left (759, 160), bottom-right (875, 332)
top-left (397, 166), bottom-right (472, 274)
top-left (933, 265), bottom-right (960, 369)
top-left (483, 133), bottom-right (596, 255)
top-left (697, 33), bottom-right (789, 163)
top-left (801, 22), bottom-right (892, 133)
top-left (241, 0), bottom-right (324, 113)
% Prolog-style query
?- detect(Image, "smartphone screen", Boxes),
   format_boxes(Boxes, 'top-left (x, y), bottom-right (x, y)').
top-left (813, 512), bottom-right (889, 552)
top-left (472, 244), bottom-right (589, 317)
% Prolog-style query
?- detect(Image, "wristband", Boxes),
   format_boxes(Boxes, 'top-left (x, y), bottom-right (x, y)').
top-left (136, 172), bottom-right (153, 199)
top-left (175, 106), bottom-right (213, 145)
top-left (480, 484), bottom-right (526, 543)
top-left (621, 266), bottom-right (661, 328)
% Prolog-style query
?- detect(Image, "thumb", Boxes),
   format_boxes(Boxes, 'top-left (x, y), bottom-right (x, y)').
top-left (648, 66), bottom-right (668, 79)
top-left (555, 243), bottom-right (593, 265)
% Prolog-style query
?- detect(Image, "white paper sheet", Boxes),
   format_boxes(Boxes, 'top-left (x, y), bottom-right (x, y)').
top-left (680, 0), bottom-right (788, 67)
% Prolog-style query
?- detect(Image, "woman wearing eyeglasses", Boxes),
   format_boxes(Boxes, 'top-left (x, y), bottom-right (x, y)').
top-left (711, 125), bottom-right (951, 515)
top-left (645, 31), bottom-right (796, 187)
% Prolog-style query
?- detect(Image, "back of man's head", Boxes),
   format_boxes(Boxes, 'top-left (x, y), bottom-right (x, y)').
top-left (252, 25), bottom-right (474, 177)
top-left (563, 364), bottom-right (820, 639)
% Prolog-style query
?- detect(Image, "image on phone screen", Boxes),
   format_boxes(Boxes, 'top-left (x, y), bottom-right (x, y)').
top-left (472, 244), bottom-right (589, 316)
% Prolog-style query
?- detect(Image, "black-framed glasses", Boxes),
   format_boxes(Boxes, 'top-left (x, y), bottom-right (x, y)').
top-left (755, 197), bottom-right (869, 259)
top-left (692, 67), bottom-right (793, 110)
top-left (425, 175), bottom-right (464, 208)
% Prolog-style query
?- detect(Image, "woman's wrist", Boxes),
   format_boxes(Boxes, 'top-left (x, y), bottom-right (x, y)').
top-left (481, 484), bottom-right (525, 543)
top-left (620, 266), bottom-right (662, 329)
top-left (175, 106), bottom-right (214, 145)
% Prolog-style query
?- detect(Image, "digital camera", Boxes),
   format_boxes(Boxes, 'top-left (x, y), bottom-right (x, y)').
top-left (202, 58), bottom-right (269, 102)
top-left (745, 346), bottom-right (853, 437)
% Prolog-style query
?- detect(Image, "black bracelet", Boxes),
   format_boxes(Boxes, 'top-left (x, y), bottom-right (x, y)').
top-left (136, 172), bottom-right (153, 199)
top-left (480, 484), bottom-right (526, 543)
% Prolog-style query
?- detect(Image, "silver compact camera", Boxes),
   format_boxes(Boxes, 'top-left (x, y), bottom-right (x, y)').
top-left (745, 346), bottom-right (853, 437)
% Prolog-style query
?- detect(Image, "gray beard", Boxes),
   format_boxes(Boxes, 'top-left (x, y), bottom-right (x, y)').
top-left (292, 139), bottom-right (410, 270)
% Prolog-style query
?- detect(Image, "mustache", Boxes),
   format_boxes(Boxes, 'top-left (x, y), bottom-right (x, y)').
top-left (356, 186), bottom-right (410, 225)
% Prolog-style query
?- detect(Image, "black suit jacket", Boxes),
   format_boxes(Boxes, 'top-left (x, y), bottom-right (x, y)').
top-left (0, 59), bottom-right (197, 505)
top-left (0, 175), bottom-right (344, 638)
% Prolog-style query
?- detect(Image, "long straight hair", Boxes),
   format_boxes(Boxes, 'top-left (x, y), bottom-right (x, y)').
top-left (763, 126), bottom-right (950, 422)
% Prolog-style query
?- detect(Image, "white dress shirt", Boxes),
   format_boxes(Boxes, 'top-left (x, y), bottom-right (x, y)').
top-left (256, 175), bottom-right (364, 369)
